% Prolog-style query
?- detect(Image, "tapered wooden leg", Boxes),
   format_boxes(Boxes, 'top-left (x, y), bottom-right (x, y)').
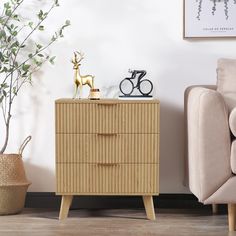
top-left (212, 204), bottom-right (218, 214)
top-left (142, 196), bottom-right (155, 220)
top-left (59, 195), bottom-right (73, 220)
top-left (228, 204), bottom-right (236, 232)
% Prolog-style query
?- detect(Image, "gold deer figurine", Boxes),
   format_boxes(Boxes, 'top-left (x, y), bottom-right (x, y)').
top-left (72, 51), bottom-right (95, 99)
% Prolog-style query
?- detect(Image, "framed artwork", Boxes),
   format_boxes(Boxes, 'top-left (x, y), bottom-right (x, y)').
top-left (184, 0), bottom-right (236, 38)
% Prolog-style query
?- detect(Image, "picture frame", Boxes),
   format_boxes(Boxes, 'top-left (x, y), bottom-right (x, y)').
top-left (183, 0), bottom-right (236, 38)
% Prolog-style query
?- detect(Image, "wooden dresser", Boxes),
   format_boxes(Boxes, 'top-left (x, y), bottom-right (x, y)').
top-left (55, 99), bottom-right (159, 220)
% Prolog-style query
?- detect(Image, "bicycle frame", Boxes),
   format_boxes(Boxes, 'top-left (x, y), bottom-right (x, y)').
top-left (127, 70), bottom-right (147, 89)
top-left (119, 69), bottom-right (153, 97)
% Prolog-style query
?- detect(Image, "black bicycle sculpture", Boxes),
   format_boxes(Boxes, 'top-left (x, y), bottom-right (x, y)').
top-left (119, 69), bottom-right (153, 97)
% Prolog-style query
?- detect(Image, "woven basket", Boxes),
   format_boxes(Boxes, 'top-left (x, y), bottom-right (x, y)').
top-left (0, 136), bottom-right (31, 215)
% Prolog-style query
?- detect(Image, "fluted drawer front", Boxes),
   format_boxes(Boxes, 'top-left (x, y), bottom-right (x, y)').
top-left (56, 164), bottom-right (158, 194)
top-left (118, 103), bottom-right (159, 134)
top-left (55, 102), bottom-right (159, 134)
top-left (56, 103), bottom-right (97, 134)
top-left (56, 134), bottom-right (159, 163)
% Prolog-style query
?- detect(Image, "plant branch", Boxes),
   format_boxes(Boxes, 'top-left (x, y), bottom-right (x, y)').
top-left (2, 3), bottom-right (56, 85)
top-left (11, 77), bottom-right (27, 101)
top-left (1, 103), bottom-right (7, 124)
top-left (0, 51), bottom-right (15, 153)
top-left (0, 0), bottom-right (70, 153)
top-left (3, 0), bottom-right (24, 28)
top-left (17, 3), bottom-right (55, 54)
top-left (3, 37), bottom-right (56, 85)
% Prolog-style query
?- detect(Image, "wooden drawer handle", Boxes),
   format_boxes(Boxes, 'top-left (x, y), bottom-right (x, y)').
top-left (97, 103), bottom-right (117, 106)
top-left (97, 163), bottom-right (119, 167)
top-left (97, 133), bottom-right (118, 137)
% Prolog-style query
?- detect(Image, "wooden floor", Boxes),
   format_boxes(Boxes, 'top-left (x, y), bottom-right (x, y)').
top-left (0, 208), bottom-right (235, 236)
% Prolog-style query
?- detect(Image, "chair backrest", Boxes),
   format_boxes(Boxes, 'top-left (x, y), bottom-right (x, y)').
top-left (217, 58), bottom-right (236, 112)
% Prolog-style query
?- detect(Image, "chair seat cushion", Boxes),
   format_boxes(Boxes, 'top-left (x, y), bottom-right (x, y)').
top-left (217, 58), bottom-right (236, 111)
top-left (231, 140), bottom-right (236, 174)
top-left (229, 108), bottom-right (236, 137)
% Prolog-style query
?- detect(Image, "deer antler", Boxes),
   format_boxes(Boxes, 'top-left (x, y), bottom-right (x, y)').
top-left (76, 51), bottom-right (84, 63)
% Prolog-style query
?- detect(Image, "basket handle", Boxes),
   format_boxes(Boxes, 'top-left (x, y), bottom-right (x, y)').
top-left (18, 136), bottom-right (32, 155)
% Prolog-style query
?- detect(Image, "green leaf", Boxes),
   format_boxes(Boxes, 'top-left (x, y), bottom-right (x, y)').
top-left (36, 44), bottom-right (43, 49)
top-left (54, 0), bottom-right (59, 6)
top-left (12, 31), bottom-right (17, 36)
top-left (22, 64), bottom-right (30, 71)
top-left (13, 14), bottom-right (19, 21)
top-left (10, 41), bottom-right (19, 49)
top-left (4, 3), bottom-right (11, 9)
top-left (0, 96), bottom-right (4, 104)
top-left (5, 9), bottom-right (12, 17)
top-left (28, 54), bottom-right (33, 58)
top-left (1, 83), bottom-right (9, 89)
top-left (1, 67), bottom-right (8, 73)
top-left (22, 71), bottom-right (28, 77)
top-left (51, 35), bottom-right (56, 42)
top-left (6, 24), bottom-right (12, 32)
top-left (38, 25), bottom-right (44, 31)
top-left (3, 90), bottom-right (7, 97)
top-left (61, 20), bottom-right (71, 31)
top-left (0, 30), bottom-right (6, 39)
top-left (11, 48), bottom-right (17, 56)
top-left (28, 74), bottom-right (32, 84)
top-left (13, 87), bottom-right (17, 95)
top-left (37, 10), bottom-right (44, 20)
top-left (33, 58), bottom-right (42, 67)
top-left (49, 56), bottom-right (56, 65)
top-left (28, 21), bottom-right (34, 28)
top-left (65, 20), bottom-right (70, 26)
top-left (37, 53), bottom-right (44, 57)
top-left (0, 52), bottom-right (4, 62)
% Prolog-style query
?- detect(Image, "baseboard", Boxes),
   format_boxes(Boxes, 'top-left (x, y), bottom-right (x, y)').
top-left (25, 193), bottom-right (212, 209)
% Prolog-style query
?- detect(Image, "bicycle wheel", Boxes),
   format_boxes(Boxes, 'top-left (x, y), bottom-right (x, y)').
top-left (138, 79), bottom-right (153, 96)
top-left (119, 78), bottom-right (134, 96)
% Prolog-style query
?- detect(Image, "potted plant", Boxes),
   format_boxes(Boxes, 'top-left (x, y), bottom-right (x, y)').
top-left (0, 0), bottom-right (70, 215)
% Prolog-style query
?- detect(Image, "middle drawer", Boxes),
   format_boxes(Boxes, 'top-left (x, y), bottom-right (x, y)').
top-left (56, 134), bottom-right (159, 164)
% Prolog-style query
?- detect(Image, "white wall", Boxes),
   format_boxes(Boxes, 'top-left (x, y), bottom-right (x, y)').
top-left (1, 0), bottom-right (236, 192)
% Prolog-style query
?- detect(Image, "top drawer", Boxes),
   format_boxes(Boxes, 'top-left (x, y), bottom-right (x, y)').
top-left (55, 99), bottom-right (159, 134)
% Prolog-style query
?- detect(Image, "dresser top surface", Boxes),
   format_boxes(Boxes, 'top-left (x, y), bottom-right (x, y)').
top-left (55, 98), bottom-right (160, 104)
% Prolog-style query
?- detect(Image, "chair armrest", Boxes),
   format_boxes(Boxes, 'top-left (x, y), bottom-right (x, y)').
top-left (186, 86), bottom-right (232, 202)
top-left (184, 85), bottom-right (217, 187)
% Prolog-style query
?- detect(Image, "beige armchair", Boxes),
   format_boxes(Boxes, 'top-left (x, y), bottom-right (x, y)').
top-left (185, 58), bottom-right (236, 231)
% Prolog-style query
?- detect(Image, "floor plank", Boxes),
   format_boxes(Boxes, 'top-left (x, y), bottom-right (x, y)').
top-left (0, 208), bottom-right (235, 236)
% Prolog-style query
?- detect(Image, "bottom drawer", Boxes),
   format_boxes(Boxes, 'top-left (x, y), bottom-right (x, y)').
top-left (56, 164), bottom-right (159, 195)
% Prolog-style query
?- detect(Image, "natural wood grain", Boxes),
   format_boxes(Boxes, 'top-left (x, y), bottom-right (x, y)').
top-left (55, 99), bottom-right (159, 220)
top-left (142, 196), bottom-right (155, 220)
top-left (59, 195), bottom-right (73, 220)
top-left (56, 98), bottom-right (160, 104)
top-left (228, 204), bottom-right (236, 232)
top-left (0, 208), bottom-right (232, 236)
top-left (55, 101), bottom-right (160, 134)
top-left (56, 164), bottom-right (159, 195)
top-left (56, 134), bottom-right (159, 164)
